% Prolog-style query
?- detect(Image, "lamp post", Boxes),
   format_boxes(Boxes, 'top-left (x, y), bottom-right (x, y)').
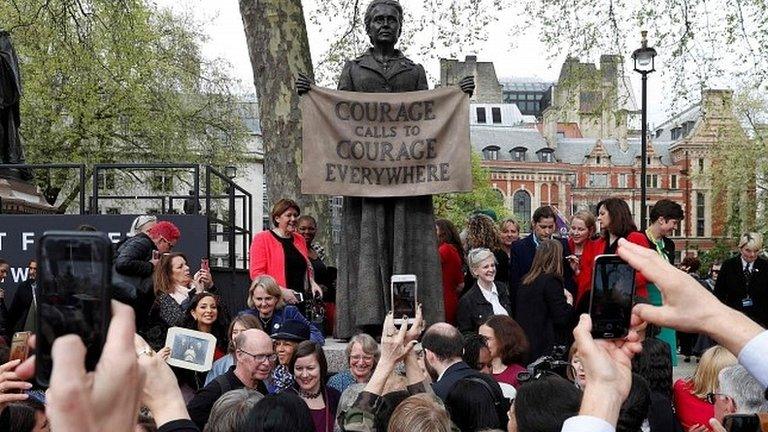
top-left (632, 30), bottom-right (656, 230)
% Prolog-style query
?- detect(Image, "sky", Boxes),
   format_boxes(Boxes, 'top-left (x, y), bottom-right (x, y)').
top-left (153, 0), bottom-right (673, 125)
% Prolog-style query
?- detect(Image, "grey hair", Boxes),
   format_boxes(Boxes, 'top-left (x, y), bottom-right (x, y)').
top-left (363, 0), bottom-right (403, 31)
top-left (718, 365), bottom-right (768, 414)
top-left (467, 247), bottom-right (496, 269)
top-left (346, 333), bottom-right (380, 367)
top-left (203, 389), bottom-right (264, 432)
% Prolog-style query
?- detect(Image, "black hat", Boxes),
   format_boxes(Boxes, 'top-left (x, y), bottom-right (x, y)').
top-left (271, 319), bottom-right (310, 342)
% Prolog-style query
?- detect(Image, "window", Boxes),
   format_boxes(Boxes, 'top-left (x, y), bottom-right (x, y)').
top-left (482, 146), bottom-right (500, 161)
top-left (673, 222), bottom-right (682, 237)
top-left (150, 173), bottom-right (173, 192)
top-left (645, 174), bottom-right (658, 188)
top-left (512, 148), bottom-right (527, 162)
top-left (556, 132), bottom-right (566, 138)
top-left (513, 190), bottom-right (531, 227)
top-left (670, 174), bottom-right (678, 189)
top-left (539, 150), bottom-right (554, 162)
top-left (97, 172), bottom-right (115, 190)
top-left (491, 107), bottom-right (502, 124)
top-left (696, 192), bottom-right (705, 237)
top-left (476, 107), bottom-right (487, 123)
top-left (589, 173), bottom-right (608, 187)
top-left (596, 156), bottom-right (601, 165)
top-left (647, 157), bottom-right (652, 165)
top-left (698, 158), bottom-right (705, 172)
top-left (619, 173), bottom-right (628, 188)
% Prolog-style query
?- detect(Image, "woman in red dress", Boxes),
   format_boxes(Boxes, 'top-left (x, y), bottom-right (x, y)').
top-left (435, 219), bottom-right (465, 324)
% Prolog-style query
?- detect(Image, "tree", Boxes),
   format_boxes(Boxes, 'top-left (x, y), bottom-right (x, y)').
top-left (238, 0), bottom-right (332, 258)
top-left (434, 150), bottom-right (509, 228)
top-left (1, 0), bottom-right (248, 209)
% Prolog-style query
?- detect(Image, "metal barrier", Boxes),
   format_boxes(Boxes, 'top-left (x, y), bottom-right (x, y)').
top-left (0, 163), bottom-right (252, 271)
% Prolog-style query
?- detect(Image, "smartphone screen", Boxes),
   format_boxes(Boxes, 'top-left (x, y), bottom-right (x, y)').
top-left (391, 276), bottom-right (417, 322)
top-left (36, 231), bottom-right (112, 386)
top-left (589, 255), bottom-right (636, 339)
top-left (201, 258), bottom-right (210, 271)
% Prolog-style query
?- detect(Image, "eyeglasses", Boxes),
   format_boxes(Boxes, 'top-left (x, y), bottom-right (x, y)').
top-left (706, 392), bottom-right (730, 405)
top-left (350, 355), bottom-right (375, 363)
top-left (238, 349), bottom-right (277, 364)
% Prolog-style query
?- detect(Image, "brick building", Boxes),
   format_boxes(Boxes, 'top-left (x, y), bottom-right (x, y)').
top-left (441, 55), bottom-right (752, 258)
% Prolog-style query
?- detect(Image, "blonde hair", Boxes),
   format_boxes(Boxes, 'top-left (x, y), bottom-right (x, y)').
top-left (738, 232), bottom-right (763, 251)
top-left (387, 393), bottom-right (453, 432)
top-left (691, 345), bottom-right (737, 398)
top-left (571, 210), bottom-right (596, 234)
top-left (247, 275), bottom-right (285, 310)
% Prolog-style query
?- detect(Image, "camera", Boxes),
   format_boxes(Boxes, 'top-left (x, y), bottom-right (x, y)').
top-left (517, 345), bottom-right (572, 383)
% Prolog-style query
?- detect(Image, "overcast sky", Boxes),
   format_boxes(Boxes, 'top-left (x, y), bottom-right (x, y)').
top-left (153, 0), bottom-right (676, 125)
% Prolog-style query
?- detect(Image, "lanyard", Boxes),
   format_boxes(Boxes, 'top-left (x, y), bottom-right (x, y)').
top-left (645, 228), bottom-right (669, 263)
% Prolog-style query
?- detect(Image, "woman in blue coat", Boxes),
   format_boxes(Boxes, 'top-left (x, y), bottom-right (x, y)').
top-left (242, 275), bottom-right (325, 345)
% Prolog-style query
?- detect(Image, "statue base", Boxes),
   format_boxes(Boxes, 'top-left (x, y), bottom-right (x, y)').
top-left (0, 177), bottom-right (58, 214)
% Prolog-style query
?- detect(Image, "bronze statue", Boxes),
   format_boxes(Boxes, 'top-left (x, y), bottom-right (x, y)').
top-left (0, 30), bottom-right (31, 180)
top-left (298, 0), bottom-right (474, 337)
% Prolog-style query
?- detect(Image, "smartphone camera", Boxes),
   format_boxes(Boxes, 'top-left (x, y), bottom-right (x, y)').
top-left (589, 254), bottom-right (636, 339)
top-left (391, 274), bottom-right (417, 325)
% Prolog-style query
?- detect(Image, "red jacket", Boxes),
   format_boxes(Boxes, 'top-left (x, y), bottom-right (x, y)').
top-left (249, 230), bottom-right (311, 286)
top-left (575, 232), bottom-right (649, 305)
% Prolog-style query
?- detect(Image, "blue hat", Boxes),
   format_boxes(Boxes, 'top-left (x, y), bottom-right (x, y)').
top-left (270, 319), bottom-right (310, 342)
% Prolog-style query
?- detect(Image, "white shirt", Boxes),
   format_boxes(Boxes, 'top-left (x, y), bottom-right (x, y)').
top-left (478, 282), bottom-right (508, 316)
top-left (561, 330), bottom-right (768, 432)
top-left (742, 258), bottom-right (754, 272)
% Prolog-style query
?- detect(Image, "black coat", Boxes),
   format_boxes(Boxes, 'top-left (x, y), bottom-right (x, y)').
top-left (715, 256), bottom-right (768, 327)
top-left (515, 273), bottom-right (575, 360)
top-left (432, 361), bottom-right (506, 432)
top-left (114, 233), bottom-right (156, 278)
top-left (186, 365), bottom-right (267, 429)
top-left (5, 278), bottom-right (34, 338)
top-left (456, 281), bottom-right (513, 334)
top-left (509, 235), bottom-right (576, 315)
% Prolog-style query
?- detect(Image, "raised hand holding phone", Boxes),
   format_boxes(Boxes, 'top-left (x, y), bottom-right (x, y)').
top-left (589, 254), bottom-right (636, 339)
top-left (391, 274), bottom-right (417, 325)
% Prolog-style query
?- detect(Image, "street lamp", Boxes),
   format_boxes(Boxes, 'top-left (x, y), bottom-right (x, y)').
top-left (632, 30), bottom-right (657, 230)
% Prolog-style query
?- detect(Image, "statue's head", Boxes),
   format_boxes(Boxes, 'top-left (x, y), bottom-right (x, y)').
top-left (364, 0), bottom-right (403, 45)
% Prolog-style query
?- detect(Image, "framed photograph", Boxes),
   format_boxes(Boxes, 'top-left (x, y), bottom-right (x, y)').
top-left (165, 327), bottom-right (216, 372)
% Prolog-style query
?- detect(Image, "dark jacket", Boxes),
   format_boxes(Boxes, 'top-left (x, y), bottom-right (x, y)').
top-left (114, 233), bottom-right (156, 279)
top-left (715, 255), bottom-right (768, 327)
top-left (186, 365), bottom-right (267, 429)
top-left (432, 361), bottom-right (506, 432)
top-left (509, 235), bottom-right (576, 314)
top-left (242, 305), bottom-right (325, 345)
top-left (4, 278), bottom-right (34, 338)
top-left (338, 49), bottom-right (428, 93)
top-left (515, 273), bottom-right (575, 360)
top-left (456, 281), bottom-right (513, 334)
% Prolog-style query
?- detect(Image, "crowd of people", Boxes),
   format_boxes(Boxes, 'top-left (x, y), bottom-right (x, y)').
top-left (0, 192), bottom-right (766, 432)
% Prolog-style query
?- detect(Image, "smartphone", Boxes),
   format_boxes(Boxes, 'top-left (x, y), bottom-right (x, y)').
top-left (292, 290), bottom-right (305, 303)
top-left (9, 331), bottom-right (31, 362)
top-left (152, 250), bottom-right (160, 260)
top-left (722, 414), bottom-right (761, 432)
top-left (36, 231), bottom-right (112, 387)
top-left (201, 258), bottom-right (210, 271)
top-left (391, 274), bottom-right (417, 325)
top-left (589, 254), bottom-right (636, 339)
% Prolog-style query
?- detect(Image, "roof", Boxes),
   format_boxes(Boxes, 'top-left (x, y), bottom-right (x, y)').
top-left (499, 79), bottom-right (554, 92)
top-left (471, 125), bottom-right (549, 158)
top-left (557, 137), bottom-right (674, 166)
top-left (653, 103), bottom-right (701, 141)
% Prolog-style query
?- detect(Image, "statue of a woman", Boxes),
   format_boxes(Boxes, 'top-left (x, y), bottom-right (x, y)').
top-left (298, 0), bottom-right (474, 338)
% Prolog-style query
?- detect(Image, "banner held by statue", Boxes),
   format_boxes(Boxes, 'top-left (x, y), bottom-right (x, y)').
top-left (300, 85), bottom-right (472, 197)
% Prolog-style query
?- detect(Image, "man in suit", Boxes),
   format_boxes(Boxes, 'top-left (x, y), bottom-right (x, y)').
top-left (509, 206), bottom-right (575, 314)
top-left (5, 259), bottom-right (37, 338)
top-left (422, 322), bottom-right (507, 431)
top-left (715, 232), bottom-right (768, 327)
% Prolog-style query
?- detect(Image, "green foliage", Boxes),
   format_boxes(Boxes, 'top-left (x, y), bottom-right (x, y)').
top-left (697, 239), bottom-right (735, 277)
top-left (1, 0), bottom-right (248, 169)
top-left (434, 150), bottom-right (508, 228)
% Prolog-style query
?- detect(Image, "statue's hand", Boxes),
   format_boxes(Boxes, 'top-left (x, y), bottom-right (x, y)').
top-left (296, 72), bottom-right (314, 95)
top-left (459, 75), bottom-right (475, 97)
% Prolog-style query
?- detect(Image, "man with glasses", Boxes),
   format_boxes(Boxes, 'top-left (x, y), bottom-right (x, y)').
top-left (187, 328), bottom-right (273, 428)
top-left (709, 364), bottom-right (768, 424)
top-left (5, 259), bottom-right (37, 338)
